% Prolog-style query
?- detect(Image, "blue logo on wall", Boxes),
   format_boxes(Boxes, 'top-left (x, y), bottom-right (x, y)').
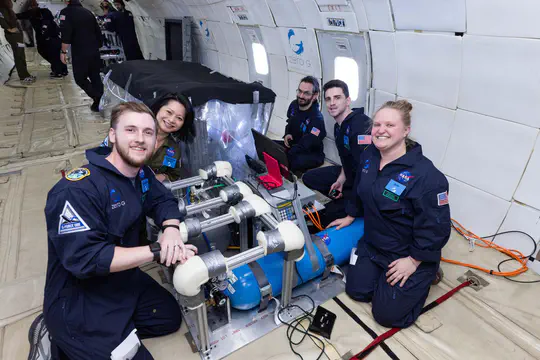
top-left (199, 21), bottom-right (210, 38)
top-left (288, 29), bottom-right (304, 55)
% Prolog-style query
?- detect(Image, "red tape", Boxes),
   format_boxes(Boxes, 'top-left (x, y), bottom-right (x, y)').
top-left (350, 280), bottom-right (472, 360)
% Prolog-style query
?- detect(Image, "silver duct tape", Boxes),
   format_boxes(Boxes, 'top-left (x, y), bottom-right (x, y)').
top-left (200, 250), bottom-right (227, 279)
top-left (201, 163), bottom-right (217, 179)
top-left (221, 184), bottom-right (243, 203)
top-left (177, 290), bottom-right (205, 309)
top-left (178, 197), bottom-right (187, 217)
top-left (232, 201), bottom-right (256, 221)
top-left (263, 229), bottom-right (286, 254)
top-left (184, 218), bottom-right (202, 238)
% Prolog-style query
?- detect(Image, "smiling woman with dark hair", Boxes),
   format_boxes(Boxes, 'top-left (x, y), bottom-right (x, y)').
top-left (102, 93), bottom-right (196, 182)
top-left (146, 93), bottom-right (196, 182)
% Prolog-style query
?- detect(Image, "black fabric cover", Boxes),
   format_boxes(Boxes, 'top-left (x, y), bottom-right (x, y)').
top-left (107, 60), bottom-right (276, 106)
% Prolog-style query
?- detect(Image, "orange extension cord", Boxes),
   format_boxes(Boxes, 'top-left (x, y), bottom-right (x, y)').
top-left (303, 207), bottom-right (529, 278)
top-left (442, 219), bottom-right (529, 277)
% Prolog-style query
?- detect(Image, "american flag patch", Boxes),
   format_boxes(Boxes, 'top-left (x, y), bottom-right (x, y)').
top-left (437, 191), bottom-right (449, 206)
top-left (358, 135), bottom-right (372, 145)
top-left (60, 15), bottom-right (66, 20)
top-left (311, 127), bottom-right (320, 136)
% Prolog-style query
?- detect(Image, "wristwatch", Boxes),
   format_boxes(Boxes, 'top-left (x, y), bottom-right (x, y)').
top-left (149, 242), bottom-right (161, 262)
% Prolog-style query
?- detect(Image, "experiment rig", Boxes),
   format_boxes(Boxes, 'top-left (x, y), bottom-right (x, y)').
top-left (158, 159), bottom-right (364, 360)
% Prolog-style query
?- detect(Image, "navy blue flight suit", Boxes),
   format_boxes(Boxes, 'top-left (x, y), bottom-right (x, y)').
top-left (59, 0), bottom-right (104, 103)
top-left (43, 147), bottom-right (183, 359)
top-left (104, 9), bottom-right (144, 61)
top-left (280, 100), bottom-right (326, 172)
top-left (345, 143), bottom-right (451, 328)
top-left (302, 108), bottom-right (371, 225)
top-left (16, 7), bottom-right (68, 76)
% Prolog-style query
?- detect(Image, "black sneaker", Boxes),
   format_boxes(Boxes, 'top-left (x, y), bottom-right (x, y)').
top-left (49, 73), bottom-right (63, 79)
top-left (90, 99), bottom-right (100, 112)
top-left (27, 313), bottom-right (51, 360)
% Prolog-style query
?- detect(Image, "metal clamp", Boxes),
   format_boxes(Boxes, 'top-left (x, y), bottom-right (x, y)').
top-left (312, 235), bottom-right (334, 280)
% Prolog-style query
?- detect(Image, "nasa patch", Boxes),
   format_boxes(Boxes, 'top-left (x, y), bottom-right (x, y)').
top-left (166, 147), bottom-right (176, 157)
top-left (65, 168), bottom-right (90, 182)
top-left (397, 171), bottom-right (413, 184)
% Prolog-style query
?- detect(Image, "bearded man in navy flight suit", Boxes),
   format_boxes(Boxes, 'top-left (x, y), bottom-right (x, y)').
top-left (39, 102), bottom-right (197, 359)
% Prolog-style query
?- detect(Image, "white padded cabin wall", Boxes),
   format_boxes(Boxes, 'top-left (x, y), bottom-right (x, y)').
top-left (127, 0), bottom-right (540, 252)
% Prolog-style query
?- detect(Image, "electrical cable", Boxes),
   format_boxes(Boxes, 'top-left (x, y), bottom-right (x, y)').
top-left (442, 219), bottom-right (540, 282)
top-left (277, 294), bottom-right (329, 360)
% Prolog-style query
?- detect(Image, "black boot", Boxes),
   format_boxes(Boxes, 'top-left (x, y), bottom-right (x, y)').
top-left (90, 98), bottom-right (100, 112)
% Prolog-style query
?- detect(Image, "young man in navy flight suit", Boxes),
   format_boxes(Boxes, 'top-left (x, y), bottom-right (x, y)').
top-left (35, 102), bottom-right (197, 359)
top-left (279, 76), bottom-right (326, 173)
top-left (302, 79), bottom-right (371, 225)
top-left (329, 100), bottom-right (450, 328)
top-left (104, 0), bottom-right (144, 61)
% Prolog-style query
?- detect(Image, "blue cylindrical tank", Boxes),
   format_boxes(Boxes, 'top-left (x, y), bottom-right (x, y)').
top-left (225, 219), bottom-right (364, 310)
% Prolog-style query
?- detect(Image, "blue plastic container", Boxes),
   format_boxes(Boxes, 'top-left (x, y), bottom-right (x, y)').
top-left (225, 219), bottom-right (364, 310)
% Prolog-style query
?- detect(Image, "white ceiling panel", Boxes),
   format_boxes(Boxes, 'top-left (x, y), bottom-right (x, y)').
top-left (459, 35), bottom-right (540, 128)
top-left (396, 32), bottom-right (462, 109)
top-left (447, 177), bottom-right (511, 237)
top-left (349, 0), bottom-right (370, 31)
top-left (467, 0), bottom-right (540, 38)
top-left (266, 0), bottom-right (304, 28)
top-left (391, 0), bottom-right (466, 32)
top-left (295, 0), bottom-right (324, 29)
top-left (369, 31), bottom-right (397, 94)
top-left (361, 0), bottom-right (394, 31)
top-left (210, 2), bottom-right (234, 23)
top-left (443, 110), bottom-right (538, 201)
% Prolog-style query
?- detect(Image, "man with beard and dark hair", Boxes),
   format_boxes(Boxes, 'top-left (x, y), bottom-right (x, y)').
top-left (16, 0), bottom-right (68, 78)
top-left (29, 102), bottom-right (198, 360)
top-left (0, 0), bottom-right (35, 84)
top-left (278, 76), bottom-right (326, 173)
top-left (302, 79), bottom-right (371, 226)
top-left (104, 0), bottom-right (144, 60)
top-left (59, 0), bottom-right (103, 112)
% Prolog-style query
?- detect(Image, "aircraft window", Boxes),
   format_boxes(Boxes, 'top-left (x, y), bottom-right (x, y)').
top-left (334, 56), bottom-right (359, 101)
top-left (252, 43), bottom-right (269, 75)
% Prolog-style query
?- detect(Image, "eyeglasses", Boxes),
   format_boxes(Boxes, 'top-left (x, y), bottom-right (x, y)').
top-left (296, 89), bottom-right (313, 97)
